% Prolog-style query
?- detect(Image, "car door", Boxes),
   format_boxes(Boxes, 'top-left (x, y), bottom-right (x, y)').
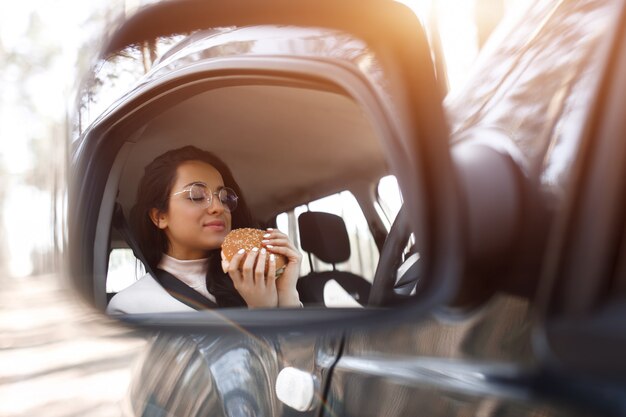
top-left (537, 0), bottom-right (626, 410)
top-left (323, 1), bottom-right (625, 416)
top-left (124, 331), bottom-right (342, 417)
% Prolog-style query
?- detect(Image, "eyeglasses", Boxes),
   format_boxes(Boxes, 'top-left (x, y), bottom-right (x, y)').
top-left (172, 183), bottom-right (238, 212)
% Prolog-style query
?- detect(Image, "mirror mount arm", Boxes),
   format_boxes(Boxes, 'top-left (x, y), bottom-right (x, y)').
top-left (451, 130), bottom-right (549, 303)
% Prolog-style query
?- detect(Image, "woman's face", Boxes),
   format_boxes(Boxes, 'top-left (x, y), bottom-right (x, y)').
top-left (152, 160), bottom-right (232, 260)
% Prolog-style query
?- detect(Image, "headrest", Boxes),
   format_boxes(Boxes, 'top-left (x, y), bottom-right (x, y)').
top-left (298, 211), bottom-right (350, 264)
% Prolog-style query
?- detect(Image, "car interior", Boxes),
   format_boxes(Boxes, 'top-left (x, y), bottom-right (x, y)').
top-left (98, 81), bottom-right (412, 310)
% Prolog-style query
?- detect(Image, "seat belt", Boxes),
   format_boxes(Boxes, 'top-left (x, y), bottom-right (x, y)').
top-left (154, 268), bottom-right (218, 310)
top-left (112, 203), bottom-right (155, 276)
top-left (111, 203), bottom-right (218, 310)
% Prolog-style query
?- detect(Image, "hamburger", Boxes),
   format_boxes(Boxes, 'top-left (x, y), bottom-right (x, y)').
top-left (221, 228), bottom-right (288, 276)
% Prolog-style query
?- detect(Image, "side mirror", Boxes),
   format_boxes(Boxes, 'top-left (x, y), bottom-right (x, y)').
top-left (68, 0), bottom-right (462, 333)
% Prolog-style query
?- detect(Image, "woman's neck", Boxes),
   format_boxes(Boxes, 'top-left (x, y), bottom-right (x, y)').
top-left (158, 254), bottom-right (213, 301)
top-left (166, 247), bottom-right (208, 261)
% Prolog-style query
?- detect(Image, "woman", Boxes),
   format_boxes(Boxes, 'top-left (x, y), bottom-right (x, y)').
top-left (106, 146), bottom-right (302, 314)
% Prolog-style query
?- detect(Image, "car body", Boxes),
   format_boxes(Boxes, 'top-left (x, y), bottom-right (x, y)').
top-left (68, 0), bottom-right (626, 416)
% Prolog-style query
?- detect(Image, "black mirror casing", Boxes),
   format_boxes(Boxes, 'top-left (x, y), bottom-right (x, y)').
top-left (535, 4), bottom-right (626, 384)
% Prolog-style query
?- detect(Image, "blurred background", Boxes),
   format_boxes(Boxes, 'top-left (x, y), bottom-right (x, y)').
top-left (0, 0), bottom-right (526, 415)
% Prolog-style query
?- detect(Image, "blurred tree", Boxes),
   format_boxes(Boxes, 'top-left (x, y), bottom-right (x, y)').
top-left (0, 35), bottom-right (6, 280)
top-left (0, 5), bottom-right (116, 277)
top-left (0, 165), bottom-right (6, 280)
top-left (14, 13), bottom-right (62, 275)
top-left (77, 33), bottom-right (187, 136)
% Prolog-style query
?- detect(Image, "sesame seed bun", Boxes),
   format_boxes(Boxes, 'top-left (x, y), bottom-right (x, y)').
top-left (222, 228), bottom-right (288, 274)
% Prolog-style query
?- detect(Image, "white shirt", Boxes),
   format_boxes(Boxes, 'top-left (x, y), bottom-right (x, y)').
top-left (106, 254), bottom-right (216, 315)
top-left (157, 254), bottom-right (216, 303)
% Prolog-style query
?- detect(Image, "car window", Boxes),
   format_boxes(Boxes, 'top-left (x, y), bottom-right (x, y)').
top-left (276, 190), bottom-right (379, 282)
top-left (107, 248), bottom-right (145, 293)
top-left (75, 35), bottom-right (186, 140)
top-left (375, 174), bottom-right (403, 230)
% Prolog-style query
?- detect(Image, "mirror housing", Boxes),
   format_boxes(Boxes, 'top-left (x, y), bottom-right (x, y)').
top-left (68, 0), bottom-right (462, 333)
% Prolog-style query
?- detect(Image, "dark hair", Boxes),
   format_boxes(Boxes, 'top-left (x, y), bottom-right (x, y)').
top-left (131, 145), bottom-right (254, 307)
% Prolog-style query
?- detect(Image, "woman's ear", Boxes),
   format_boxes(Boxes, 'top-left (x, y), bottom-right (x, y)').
top-left (149, 208), bottom-right (168, 229)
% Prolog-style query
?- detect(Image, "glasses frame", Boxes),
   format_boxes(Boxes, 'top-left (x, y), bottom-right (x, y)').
top-left (172, 183), bottom-right (238, 212)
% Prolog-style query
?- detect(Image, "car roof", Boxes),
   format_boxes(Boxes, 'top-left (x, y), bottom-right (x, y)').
top-left (84, 26), bottom-right (392, 223)
top-left (116, 84), bottom-right (388, 221)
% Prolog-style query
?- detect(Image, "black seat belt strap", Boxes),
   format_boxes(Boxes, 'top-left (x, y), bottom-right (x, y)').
top-left (112, 203), bottom-right (155, 277)
top-left (112, 203), bottom-right (218, 310)
top-left (154, 268), bottom-right (218, 310)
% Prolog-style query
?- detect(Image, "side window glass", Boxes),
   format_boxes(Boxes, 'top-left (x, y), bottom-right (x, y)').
top-left (75, 35), bottom-right (186, 140)
top-left (376, 175), bottom-right (403, 230)
top-left (276, 190), bottom-right (379, 282)
top-left (107, 248), bottom-right (145, 293)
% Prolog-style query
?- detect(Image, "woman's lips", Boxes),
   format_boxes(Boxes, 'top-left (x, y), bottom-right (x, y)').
top-left (203, 220), bottom-right (225, 231)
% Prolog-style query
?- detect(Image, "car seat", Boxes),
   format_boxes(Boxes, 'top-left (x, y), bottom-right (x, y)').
top-left (296, 211), bottom-right (371, 306)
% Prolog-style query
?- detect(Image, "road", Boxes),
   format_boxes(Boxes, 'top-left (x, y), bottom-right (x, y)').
top-left (0, 274), bottom-right (146, 417)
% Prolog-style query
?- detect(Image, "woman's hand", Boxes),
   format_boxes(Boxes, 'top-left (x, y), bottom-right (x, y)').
top-left (261, 228), bottom-right (302, 307)
top-left (222, 247), bottom-right (278, 308)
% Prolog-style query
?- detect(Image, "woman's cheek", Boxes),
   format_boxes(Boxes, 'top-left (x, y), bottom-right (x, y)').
top-left (225, 213), bottom-right (232, 232)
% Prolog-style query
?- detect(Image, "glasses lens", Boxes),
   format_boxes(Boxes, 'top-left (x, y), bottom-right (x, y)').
top-left (188, 184), bottom-right (208, 205)
top-left (219, 187), bottom-right (238, 212)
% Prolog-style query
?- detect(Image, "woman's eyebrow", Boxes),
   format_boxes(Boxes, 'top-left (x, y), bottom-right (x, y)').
top-left (183, 182), bottom-right (225, 189)
top-left (183, 181), bottom-right (207, 188)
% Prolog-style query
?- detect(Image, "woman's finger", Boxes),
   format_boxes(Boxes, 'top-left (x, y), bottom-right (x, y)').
top-left (266, 244), bottom-right (302, 262)
top-left (267, 252), bottom-right (277, 281)
top-left (242, 247), bottom-right (259, 285)
top-left (267, 255), bottom-right (277, 293)
top-left (255, 247), bottom-right (268, 285)
top-left (227, 249), bottom-right (246, 284)
top-left (262, 229), bottom-right (292, 242)
top-left (221, 251), bottom-right (230, 273)
top-left (261, 237), bottom-right (293, 248)
top-left (228, 249), bottom-right (246, 271)
top-left (262, 230), bottom-right (300, 249)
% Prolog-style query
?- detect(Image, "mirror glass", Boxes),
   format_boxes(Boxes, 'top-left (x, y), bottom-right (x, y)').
top-left (72, 25), bottom-right (426, 317)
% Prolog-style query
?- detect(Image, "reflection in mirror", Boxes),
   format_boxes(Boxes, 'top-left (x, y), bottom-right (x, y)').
top-left (75, 27), bottom-right (421, 316)
top-left (74, 35), bottom-right (188, 140)
top-left (105, 84), bottom-right (391, 313)
top-left (376, 175), bottom-right (403, 230)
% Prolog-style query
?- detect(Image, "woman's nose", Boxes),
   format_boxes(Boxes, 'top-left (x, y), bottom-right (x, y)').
top-left (206, 196), bottom-right (225, 213)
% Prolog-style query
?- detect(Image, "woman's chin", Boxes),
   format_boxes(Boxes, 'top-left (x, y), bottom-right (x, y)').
top-left (200, 237), bottom-right (226, 250)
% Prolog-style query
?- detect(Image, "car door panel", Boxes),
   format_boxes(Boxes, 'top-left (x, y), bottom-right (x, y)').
top-left (329, 295), bottom-right (601, 417)
top-left (128, 332), bottom-right (342, 417)
top-left (323, 1), bottom-right (623, 416)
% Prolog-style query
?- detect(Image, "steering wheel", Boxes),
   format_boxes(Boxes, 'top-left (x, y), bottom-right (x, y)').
top-left (368, 205), bottom-right (422, 306)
